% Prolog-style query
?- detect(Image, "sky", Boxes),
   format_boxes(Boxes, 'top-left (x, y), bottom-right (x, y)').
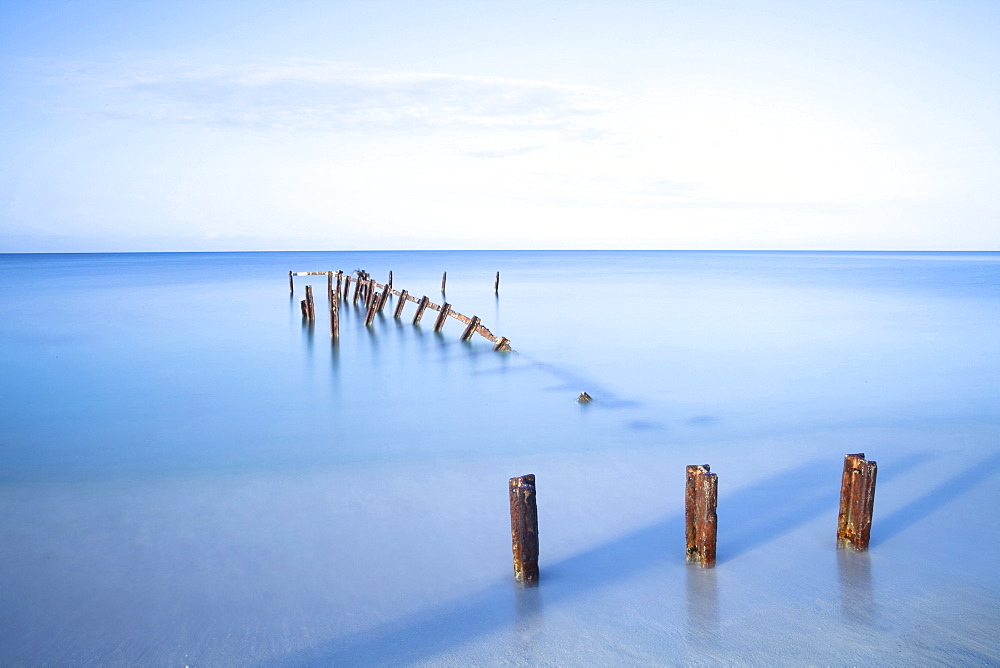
top-left (1, 0), bottom-right (998, 252)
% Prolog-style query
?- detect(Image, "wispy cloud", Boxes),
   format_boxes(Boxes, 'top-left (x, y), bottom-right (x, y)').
top-left (53, 58), bottom-right (612, 137)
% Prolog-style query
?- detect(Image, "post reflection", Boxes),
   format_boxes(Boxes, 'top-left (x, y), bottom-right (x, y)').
top-left (837, 549), bottom-right (875, 626)
top-left (686, 566), bottom-right (719, 643)
top-left (513, 582), bottom-right (544, 661)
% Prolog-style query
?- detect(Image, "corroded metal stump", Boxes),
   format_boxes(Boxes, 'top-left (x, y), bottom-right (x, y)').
top-left (509, 474), bottom-right (539, 585)
top-left (686, 464), bottom-right (718, 568)
top-left (837, 453), bottom-right (877, 551)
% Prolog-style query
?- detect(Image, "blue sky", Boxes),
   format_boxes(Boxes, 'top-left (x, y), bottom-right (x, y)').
top-left (2, 0), bottom-right (998, 251)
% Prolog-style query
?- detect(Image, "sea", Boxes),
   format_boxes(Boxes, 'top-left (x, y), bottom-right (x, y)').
top-left (2, 250), bottom-right (999, 664)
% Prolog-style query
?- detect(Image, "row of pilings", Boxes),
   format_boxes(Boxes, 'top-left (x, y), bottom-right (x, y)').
top-left (509, 454), bottom-right (876, 585)
top-left (290, 269), bottom-right (511, 352)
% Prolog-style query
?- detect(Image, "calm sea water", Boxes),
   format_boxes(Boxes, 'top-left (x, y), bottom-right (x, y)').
top-left (2, 251), bottom-right (999, 664)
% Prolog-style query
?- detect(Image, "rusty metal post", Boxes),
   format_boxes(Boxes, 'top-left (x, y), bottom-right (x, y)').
top-left (394, 290), bottom-right (409, 318)
top-left (434, 302), bottom-right (451, 332)
top-left (388, 270), bottom-right (393, 291)
top-left (494, 271), bottom-right (499, 294)
top-left (300, 299), bottom-right (308, 318)
top-left (413, 296), bottom-right (430, 324)
top-left (289, 270), bottom-right (294, 293)
top-left (343, 275), bottom-right (351, 301)
top-left (461, 315), bottom-right (481, 341)
top-left (686, 465), bottom-right (718, 568)
top-left (331, 296), bottom-right (339, 340)
top-left (441, 271), bottom-right (447, 293)
top-left (509, 474), bottom-right (539, 585)
top-left (493, 337), bottom-right (511, 352)
top-left (327, 272), bottom-right (333, 304)
top-left (837, 453), bottom-right (877, 551)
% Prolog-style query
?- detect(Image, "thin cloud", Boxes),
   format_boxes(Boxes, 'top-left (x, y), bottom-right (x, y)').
top-left (52, 58), bottom-right (612, 135)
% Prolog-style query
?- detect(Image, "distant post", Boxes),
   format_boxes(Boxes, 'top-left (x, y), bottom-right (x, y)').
top-left (685, 465), bottom-right (718, 568)
top-left (394, 290), bottom-right (409, 318)
top-left (509, 474), bottom-right (539, 585)
top-left (494, 271), bottom-right (500, 294)
top-left (837, 453), bottom-right (877, 551)
top-left (441, 271), bottom-right (447, 293)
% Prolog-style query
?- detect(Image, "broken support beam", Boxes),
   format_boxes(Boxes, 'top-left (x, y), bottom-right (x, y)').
top-left (837, 453), bottom-right (877, 551)
top-left (509, 474), bottom-right (539, 585)
top-left (685, 464), bottom-right (718, 568)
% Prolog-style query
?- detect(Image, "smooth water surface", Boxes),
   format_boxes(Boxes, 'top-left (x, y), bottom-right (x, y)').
top-left (2, 251), bottom-right (999, 664)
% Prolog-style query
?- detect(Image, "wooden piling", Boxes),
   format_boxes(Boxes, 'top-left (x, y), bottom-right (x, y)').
top-left (413, 296), bottom-right (430, 324)
top-left (331, 296), bottom-right (339, 340)
top-left (837, 453), bottom-right (877, 551)
top-left (461, 316), bottom-right (481, 341)
top-left (434, 302), bottom-right (451, 332)
top-left (494, 271), bottom-right (499, 294)
top-left (509, 474), bottom-right (539, 585)
top-left (305, 285), bottom-right (316, 320)
top-left (394, 290), bottom-right (409, 318)
top-left (388, 271), bottom-right (393, 291)
top-left (352, 275), bottom-right (362, 304)
top-left (289, 270), bottom-right (294, 293)
top-left (493, 337), bottom-right (511, 352)
top-left (364, 289), bottom-right (379, 326)
top-left (327, 272), bottom-right (333, 304)
top-left (685, 465), bottom-right (718, 568)
top-left (300, 299), bottom-right (308, 317)
top-left (441, 271), bottom-right (447, 292)
top-left (377, 283), bottom-right (391, 312)
top-left (343, 275), bottom-right (351, 301)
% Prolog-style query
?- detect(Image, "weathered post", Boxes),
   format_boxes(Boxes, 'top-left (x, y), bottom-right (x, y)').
top-left (461, 316), bottom-right (481, 341)
top-left (327, 272), bottom-right (333, 304)
top-left (343, 275), bottom-right (351, 301)
top-left (685, 465), bottom-right (718, 568)
top-left (394, 290), bottom-right (409, 318)
top-left (413, 296), bottom-right (430, 324)
top-left (300, 299), bottom-right (308, 318)
top-left (493, 337), bottom-right (511, 352)
top-left (377, 282), bottom-right (391, 312)
top-left (289, 271), bottom-right (294, 293)
top-left (331, 296), bottom-right (339, 340)
top-left (364, 289), bottom-right (379, 326)
top-left (509, 474), bottom-right (539, 585)
top-left (837, 453), bottom-right (877, 551)
top-left (352, 275), bottom-right (362, 304)
top-left (388, 270), bottom-right (393, 291)
top-left (434, 302), bottom-right (451, 332)
top-left (305, 285), bottom-right (316, 320)
top-left (494, 271), bottom-right (500, 294)
top-left (441, 271), bottom-right (447, 293)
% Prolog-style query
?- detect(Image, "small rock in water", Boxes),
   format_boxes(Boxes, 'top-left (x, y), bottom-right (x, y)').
top-left (576, 391), bottom-right (593, 403)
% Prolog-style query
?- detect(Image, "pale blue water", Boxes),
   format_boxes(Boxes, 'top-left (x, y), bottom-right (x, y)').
top-left (2, 251), bottom-right (999, 664)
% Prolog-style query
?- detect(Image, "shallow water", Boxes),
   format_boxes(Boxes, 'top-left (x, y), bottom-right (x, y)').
top-left (2, 251), bottom-right (999, 664)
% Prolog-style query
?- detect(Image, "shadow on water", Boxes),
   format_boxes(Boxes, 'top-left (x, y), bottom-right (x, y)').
top-left (872, 450), bottom-right (1000, 546)
top-left (271, 455), bottom-right (885, 666)
top-left (719, 452), bottom-right (928, 563)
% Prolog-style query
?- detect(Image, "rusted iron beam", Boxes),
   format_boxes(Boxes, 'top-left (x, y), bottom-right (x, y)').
top-left (509, 474), bottom-right (539, 585)
top-left (461, 316), bottom-right (481, 341)
top-left (685, 464), bottom-right (718, 568)
top-left (413, 296), bottom-right (430, 324)
top-left (837, 453), bottom-right (877, 551)
top-left (394, 290), bottom-right (409, 318)
top-left (434, 302), bottom-right (451, 332)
